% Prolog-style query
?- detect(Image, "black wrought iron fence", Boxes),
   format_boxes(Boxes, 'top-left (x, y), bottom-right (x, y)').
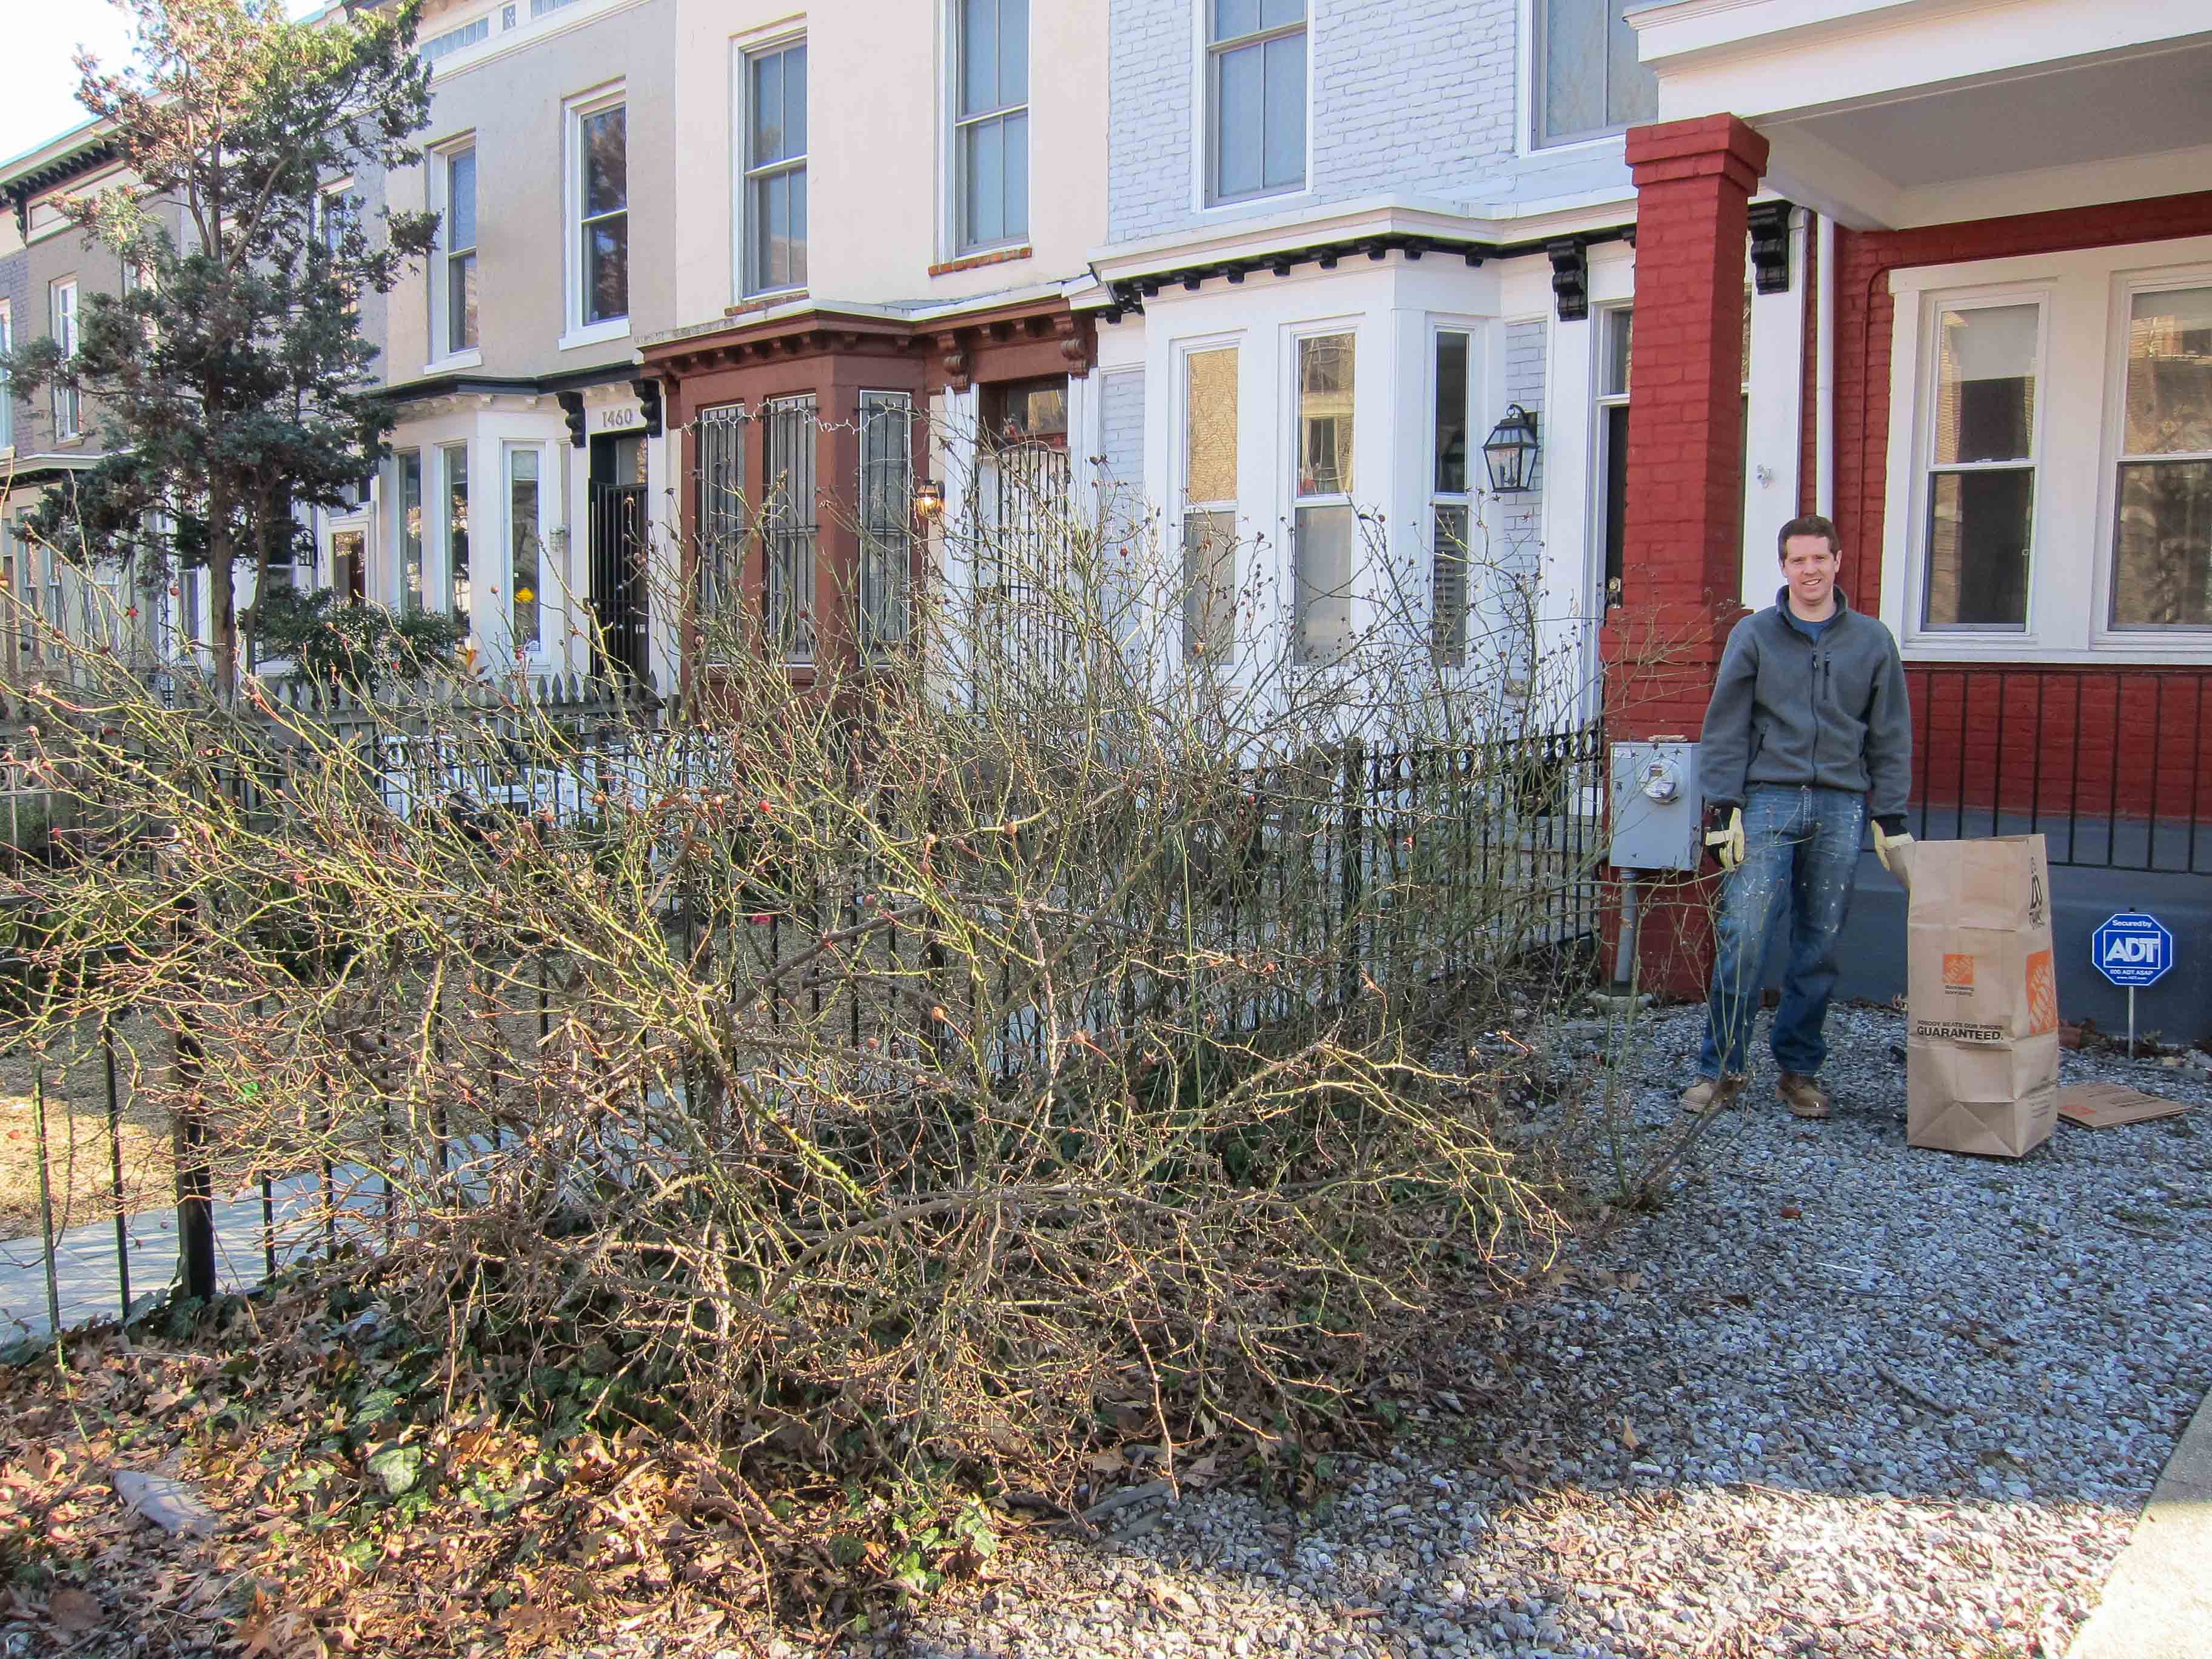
top-left (0, 703), bottom-right (1605, 1345)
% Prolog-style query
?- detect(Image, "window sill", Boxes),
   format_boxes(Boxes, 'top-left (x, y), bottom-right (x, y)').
top-left (931, 246), bottom-right (1031, 278)
top-left (1201, 185), bottom-right (1311, 215)
top-left (559, 319), bottom-right (631, 352)
top-left (424, 349), bottom-right (484, 373)
top-left (728, 287), bottom-right (805, 316)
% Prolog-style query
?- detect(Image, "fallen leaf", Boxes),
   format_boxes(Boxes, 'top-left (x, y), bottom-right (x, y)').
top-left (47, 1587), bottom-right (102, 1633)
top-left (1621, 1418), bottom-right (1640, 1452)
top-left (1778, 1205), bottom-right (1802, 1221)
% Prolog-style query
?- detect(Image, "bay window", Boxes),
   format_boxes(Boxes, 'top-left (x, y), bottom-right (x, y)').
top-left (443, 442), bottom-right (471, 628)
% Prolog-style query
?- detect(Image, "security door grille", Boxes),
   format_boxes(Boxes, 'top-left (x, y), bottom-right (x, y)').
top-left (762, 394), bottom-right (818, 663)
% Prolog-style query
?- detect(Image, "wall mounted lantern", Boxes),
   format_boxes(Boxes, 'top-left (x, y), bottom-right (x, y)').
top-left (1483, 404), bottom-right (1541, 495)
top-left (912, 479), bottom-right (947, 525)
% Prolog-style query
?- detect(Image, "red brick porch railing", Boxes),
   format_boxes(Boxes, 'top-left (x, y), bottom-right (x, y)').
top-left (1906, 665), bottom-right (2212, 874)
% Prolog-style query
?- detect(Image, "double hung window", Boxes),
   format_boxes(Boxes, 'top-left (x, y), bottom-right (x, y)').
top-left (443, 443), bottom-right (471, 627)
top-left (442, 145), bottom-right (480, 354)
top-left (1181, 346), bottom-right (1238, 663)
top-left (1207, 0), bottom-right (1305, 204)
top-left (575, 99), bottom-right (628, 328)
top-left (2111, 286), bottom-right (2212, 629)
top-left (955, 0), bottom-right (1028, 252)
top-left (697, 403), bottom-right (748, 643)
top-left (1534, 0), bottom-right (1658, 148)
top-left (50, 280), bottom-right (79, 441)
top-left (1595, 308), bottom-right (1632, 609)
top-left (1922, 302), bottom-right (2039, 631)
top-left (397, 451), bottom-right (424, 612)
top-left (743, 42), bottom-right (808, 295)
top-left (761, 394), bottom-right (817, 662)
top-left (1292, 332), bottom-right (1355, 665)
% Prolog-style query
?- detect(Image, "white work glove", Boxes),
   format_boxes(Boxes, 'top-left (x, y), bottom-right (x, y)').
top-left (1874, 820), bottom-right (1914, 876)
top-left (1703, 805), bottom-right (1746, 873)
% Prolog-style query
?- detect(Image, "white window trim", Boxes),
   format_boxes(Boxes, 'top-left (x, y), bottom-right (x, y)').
top-left (1882, 235), bottom-right (2212, 664)
top-left (1189, 0), bottom-right (1316, 217)
top-left (427, 138), bottom-right (483, 371)
top-left (1427, 318), bottom-right (1486, 668)
top-left (735, 33), bottom-right (808, 301)
top-left (947, 0), bottom-right (1031, 258)
top-left (560, 83), bottom-right (631, 351)
top-left (50, 278), bottom-right (81, 442)
top-left (1175, 334), bottom-right (1244, 663)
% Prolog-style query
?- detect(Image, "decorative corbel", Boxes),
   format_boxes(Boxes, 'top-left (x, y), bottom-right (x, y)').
top-left (631, 377), bottom-right (663, 438)
top-left (556, 390), bottom-right (586, 448)
top-left (1547, 238), bottom-right (1589, 322)
top-left (1748, 201), bottom-right (1794, 295)
top-left (940, 335), bottom-right (972, 394)
top-left (1054, 312), bottom-right (1095, 378)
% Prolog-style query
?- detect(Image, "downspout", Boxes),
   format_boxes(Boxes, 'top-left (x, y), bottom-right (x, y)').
top-left (1814, 213), bottom-right (1836, 519)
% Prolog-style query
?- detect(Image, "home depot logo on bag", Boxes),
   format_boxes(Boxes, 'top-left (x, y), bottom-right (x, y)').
top-left (2025, 947), bottom-right (2059, 1037)
top-left (1943, 953), bottom-right (1975, 993)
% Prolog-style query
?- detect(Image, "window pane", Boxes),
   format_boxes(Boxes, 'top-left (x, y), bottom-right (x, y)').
top-left (788, 167), bottom-right (808, 287)
top-left (444, 444), bottom-right (470, 626)
top-left (962, 0), bottom-right (997, 115)
top-left (1262, 33), bottom-right (1305, 190)
top-left (583, 107), bottom-right (626, 215)
top-left (1215, 41), bottom-right (1262, 199)
top-left (1259, 0), bottom-right (1303, 25)
top-left (1185, 347), bottom-right (1238, 504)
top-left (2112, 460), bottom-right (2212, 628)
top-left (400, 452), bottom-right (424, 612)
top-left (1432, 504), bottom-right (1469, 667)
top-left (1605, 0), bottom-right (1657, 127)
top-left (586, 212), bottom-right (628, 322)
top-left (449, 252), bottom-right (478, 352)
top-left (752, 53), bottom-right (783, 165)
top-left (859, 391), bottom-right (913, 650)
top-left (1182, 509), bottom-right (1236, 662)
top-left (1932, 304), bottom-right (2037, 464)
top-left (1602, 307), bottom-right (1632, 397)
top-left (448, 150), bottom-right (476, 249)
top-left (1434, 332), bottom-right (1469, 494)
top-left (1543, 0), bottom-right (1606, 141)
top-left (1000, 0), bottom-right (1027, 106)
top-left (510, 448), bottom-right (540, 651)
top-left (2123, 287), bottom-right (2212, 457)
top-left (785, 45), bottom-right (807, 156)
top-left (1004, 111), bottom-right (1030, 241)
top-left (965, 117), bottom-right (1004, 247)
top-left (1924, 469), bottom-right (2032, 628)
top-left (1213, 0), bottom-right (1258, 42)
top-left (1297, 333), bottom-right (1355, 497)
top-left (1293, 503), bottom-right (1355, 664)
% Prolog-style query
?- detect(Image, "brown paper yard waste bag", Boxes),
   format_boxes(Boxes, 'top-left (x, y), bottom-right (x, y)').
top-left (1900, 836), bottom-right (2060, 1158)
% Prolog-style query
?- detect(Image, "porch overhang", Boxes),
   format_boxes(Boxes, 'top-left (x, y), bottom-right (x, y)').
top-left (1631, 0), bottom-right (2212, 229)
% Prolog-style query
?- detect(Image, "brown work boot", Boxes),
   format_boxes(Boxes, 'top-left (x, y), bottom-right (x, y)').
top-left (1777, 1072), bottom-right (1833, 1119)
top-left (1678, 1074), bottom-right (1746, 1115)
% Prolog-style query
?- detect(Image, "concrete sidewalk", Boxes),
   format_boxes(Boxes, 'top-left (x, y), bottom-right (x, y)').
top-left (2068, 1383), bottom-right (2212, 1659)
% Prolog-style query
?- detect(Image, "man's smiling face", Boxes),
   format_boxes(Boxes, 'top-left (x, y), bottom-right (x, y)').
top-left (1781, 533), bottom-right (1840, 617)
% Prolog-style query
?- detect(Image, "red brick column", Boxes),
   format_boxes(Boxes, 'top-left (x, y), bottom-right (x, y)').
top-left (1601, 114), bottom-right (1769, 997)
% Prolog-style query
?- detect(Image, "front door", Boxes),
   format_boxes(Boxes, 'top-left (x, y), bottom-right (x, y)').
top-left (588, 432), bottom-right (649, 682)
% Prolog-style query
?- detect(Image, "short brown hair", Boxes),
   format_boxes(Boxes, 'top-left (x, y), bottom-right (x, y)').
top-left (1777, 514), bottom-right (1840, 559)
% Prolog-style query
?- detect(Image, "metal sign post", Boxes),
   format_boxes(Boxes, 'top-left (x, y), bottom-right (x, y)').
top-left (2091, 910), bottom-right (2175, 1057)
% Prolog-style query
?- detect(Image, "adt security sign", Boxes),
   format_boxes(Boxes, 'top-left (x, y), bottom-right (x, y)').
top-left (2093, 911), bottom-right (2174, 988)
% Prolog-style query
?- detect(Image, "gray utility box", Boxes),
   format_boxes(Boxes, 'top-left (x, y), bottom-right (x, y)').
top-left (1608, 740), bottom-right (1704, 872)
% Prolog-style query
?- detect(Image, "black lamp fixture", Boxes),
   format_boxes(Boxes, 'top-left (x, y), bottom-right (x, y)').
top-left (1483, 404), bottom-right (1541, 495)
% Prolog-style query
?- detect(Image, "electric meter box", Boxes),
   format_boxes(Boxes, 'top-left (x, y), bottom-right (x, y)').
top-left (1608, 740), bottom-right (1704, 872)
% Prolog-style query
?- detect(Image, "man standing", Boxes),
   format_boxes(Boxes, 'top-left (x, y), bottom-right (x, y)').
top-left (1681, 514), bottom-right (1914, 1119)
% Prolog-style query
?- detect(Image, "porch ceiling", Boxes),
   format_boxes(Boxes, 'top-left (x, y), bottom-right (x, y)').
top-left (1758, 36), bottom-right (2212, 228)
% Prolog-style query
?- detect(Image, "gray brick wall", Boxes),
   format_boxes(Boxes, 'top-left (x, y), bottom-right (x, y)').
top-left (0, 250), bottom-right (27, 451)
top-left (1108, 2), bottom-right (1635, 244)
top-left (1096, 366), bottom-right (1147, 543)
top-left (1498, 317), bottom-right (1545, 577)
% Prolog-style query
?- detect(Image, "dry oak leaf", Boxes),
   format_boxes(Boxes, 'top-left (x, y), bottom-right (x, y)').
top-left (46, 1587), bottom-right (103, 1633)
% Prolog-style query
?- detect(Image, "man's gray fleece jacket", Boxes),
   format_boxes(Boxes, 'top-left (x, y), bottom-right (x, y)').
top-left (1698, 588), bottom-right (1912, 826)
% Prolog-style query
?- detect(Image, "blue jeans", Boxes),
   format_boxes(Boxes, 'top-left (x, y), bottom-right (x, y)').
top-left (1697, 785), bottom-right (1868, 1081)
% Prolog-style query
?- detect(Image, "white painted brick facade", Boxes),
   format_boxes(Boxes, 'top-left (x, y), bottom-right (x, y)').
top-left (1109, 0), bottom-right (1631, 243)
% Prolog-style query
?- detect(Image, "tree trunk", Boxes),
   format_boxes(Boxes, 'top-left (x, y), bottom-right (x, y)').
top-left (207, 497), bottom-right (238, 702)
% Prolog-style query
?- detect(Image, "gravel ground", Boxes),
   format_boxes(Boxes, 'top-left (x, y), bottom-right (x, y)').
top-left (808, 1002), bottom-right (2212, 1659)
